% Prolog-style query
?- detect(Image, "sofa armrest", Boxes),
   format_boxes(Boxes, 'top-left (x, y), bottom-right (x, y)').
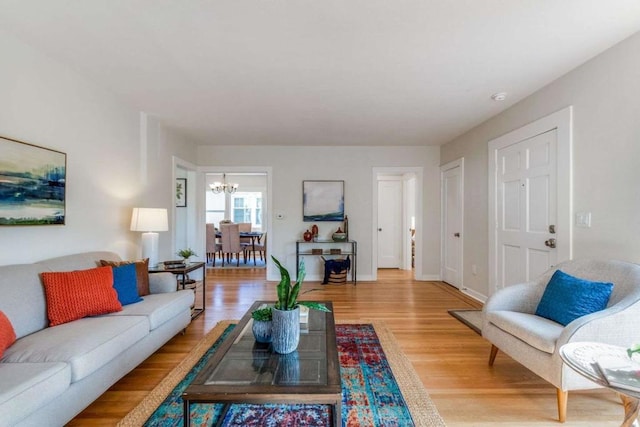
top-left (149, 272), bottom-right (177, 294)
top-left (557, 298), bottom-right (640, 349)
top-left (483, 282), bottom-right (543, 314)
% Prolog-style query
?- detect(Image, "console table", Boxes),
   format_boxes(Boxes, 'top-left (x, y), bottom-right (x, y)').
top-left (149, 261), bottom-right (206, 319)
top-left (296, 240), bottom-right (357, 284)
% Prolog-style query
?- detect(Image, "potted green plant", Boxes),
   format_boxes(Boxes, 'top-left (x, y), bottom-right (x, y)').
top-left (177, 248), bottom-right (197, 261)
top-left (270, 255), bottom-right (330, 354)
top-left (251, 307), bottom-right (273, 343)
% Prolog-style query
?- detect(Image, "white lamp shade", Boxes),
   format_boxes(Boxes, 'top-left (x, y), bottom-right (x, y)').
top-left (130, 208), bottom-right (168, 232)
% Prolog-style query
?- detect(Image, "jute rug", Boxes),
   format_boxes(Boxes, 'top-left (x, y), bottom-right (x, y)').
top-left (448, 309), bottom-right (482, 335)
top-left (118, 320), bottom-right (446, 426)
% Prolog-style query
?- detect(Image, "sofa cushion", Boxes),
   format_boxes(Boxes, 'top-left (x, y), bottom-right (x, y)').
top-left (0, 311), bottom-right (16, 358)
top-left (41, 266), bottom-right (122, 326)
top-left (3, 316), bottom-right (149, 382)
top-left (101, 258), bottom-right (150, 296)
top-left (0, 362), bottom-right (71, 427)
top-left (487, 310), bottom-right (564, 354)
top-left (112, 264), bottom-right (143, 305)
top-left (106, 290), bottom-right (194, 330)
top-left (535, 269), bottom-right (614, 326)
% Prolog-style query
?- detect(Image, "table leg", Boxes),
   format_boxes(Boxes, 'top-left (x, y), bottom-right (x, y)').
top-left (620, 394), bottom-right (640, 427)
top-left (183, 399), bottom-right (191, 427)
top-left (333, 400), bottom-right (342, 427)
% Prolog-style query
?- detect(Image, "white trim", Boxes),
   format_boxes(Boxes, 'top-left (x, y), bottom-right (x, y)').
top-left (440, 158), bottom-right (464, 290)
top-left (461, 288), bottom-right (487, 304)
top-left (488, 106), bottom-right (573, 295)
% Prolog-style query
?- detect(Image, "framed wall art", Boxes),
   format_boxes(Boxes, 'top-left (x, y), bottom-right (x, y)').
top-left (0, 135), bottom-right (66, 225)
top-left (303, 180), bottom-right (344, 221)
top-left (176, 178), bottom-right (187, 207)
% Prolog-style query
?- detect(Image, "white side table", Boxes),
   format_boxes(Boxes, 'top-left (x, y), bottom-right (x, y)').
top-left (560, 342), bottom-right (640, 427)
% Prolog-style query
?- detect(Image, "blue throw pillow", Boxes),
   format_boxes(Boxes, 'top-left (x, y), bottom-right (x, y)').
top-left (535, 269), bottom-right (613, 326)
top-left (112, 263), bottom-right (143, 305)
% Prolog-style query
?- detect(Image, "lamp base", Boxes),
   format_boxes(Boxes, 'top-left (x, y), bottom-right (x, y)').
top-left (141, 232), bottom-right (159, 267)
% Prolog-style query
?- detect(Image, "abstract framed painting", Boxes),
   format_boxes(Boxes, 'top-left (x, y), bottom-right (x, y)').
top-left (0, 135), bottom-right (66, 225)
top-left (303, 180), bottom-right (344, 222)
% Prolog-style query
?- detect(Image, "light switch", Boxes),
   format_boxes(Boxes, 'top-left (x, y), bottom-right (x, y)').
top-left (575, 212), bottom-right (591, 228)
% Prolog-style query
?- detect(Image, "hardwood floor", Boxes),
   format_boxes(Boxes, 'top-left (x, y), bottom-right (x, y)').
top-left (69, 268), bottom-right (622, 426)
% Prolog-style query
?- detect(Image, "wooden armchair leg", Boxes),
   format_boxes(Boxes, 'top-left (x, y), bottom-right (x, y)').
top-left (557, 388), bottom-right (567, 423)
top-left (489, 345), bottom-right (499, 366)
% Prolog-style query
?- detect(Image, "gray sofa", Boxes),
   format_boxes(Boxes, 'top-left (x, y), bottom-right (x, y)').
top-left (0, 251), bottom-right (195, 427)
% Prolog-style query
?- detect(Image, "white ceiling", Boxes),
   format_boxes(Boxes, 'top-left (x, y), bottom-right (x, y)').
top-left (2, 1), bottom-right (640, 146)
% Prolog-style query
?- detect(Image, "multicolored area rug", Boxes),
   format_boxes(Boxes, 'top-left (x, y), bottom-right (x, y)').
top-left (118, 321), bottom-right (445, 427)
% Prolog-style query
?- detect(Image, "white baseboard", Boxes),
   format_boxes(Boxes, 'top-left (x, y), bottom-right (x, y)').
top-left (460, 287), bottom-right (487, 303)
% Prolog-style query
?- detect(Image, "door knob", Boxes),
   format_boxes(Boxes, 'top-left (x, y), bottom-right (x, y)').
top-left (378, 228), bottom-right (382, 232)
top-left (544, 238), bottom-right (556, 248)
top-left (454, 232), bottom-right (460, 237)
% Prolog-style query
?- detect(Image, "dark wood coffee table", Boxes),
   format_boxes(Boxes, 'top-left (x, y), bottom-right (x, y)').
top-left (182, 301), bottom-right (341, 426)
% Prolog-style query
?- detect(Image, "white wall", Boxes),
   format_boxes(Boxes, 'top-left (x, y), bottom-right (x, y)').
top-left (197, 145), bottom-right (441, 281)
top-left (440, 31), bottom-right (640, 300)
top-left (0, 30), bottom-right (197, 265)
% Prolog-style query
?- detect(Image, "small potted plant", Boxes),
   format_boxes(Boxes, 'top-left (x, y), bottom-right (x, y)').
top-left (251, 307), bottom-right (273, 343)
top-left (177, 248), bottom-right (197, 261)
top-left (270, 255), bottom-right (330, 354)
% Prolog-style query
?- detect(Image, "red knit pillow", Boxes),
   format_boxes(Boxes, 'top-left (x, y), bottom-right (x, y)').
top-left (0, 311), bottom-right (16, 358)
top-left (41, 266), bottom-right (122, 327)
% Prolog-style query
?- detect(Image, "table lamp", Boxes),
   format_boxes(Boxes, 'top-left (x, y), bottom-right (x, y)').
top-left (130, 207), bottom-right (168, 267)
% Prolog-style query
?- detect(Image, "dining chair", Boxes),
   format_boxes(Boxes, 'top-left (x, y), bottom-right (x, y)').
top-left (252, 232), bottom-right (266, 262)
top-left (220, 223), bottom-right (245, 266)
top-left (205, 223), bottom-right (221, 265)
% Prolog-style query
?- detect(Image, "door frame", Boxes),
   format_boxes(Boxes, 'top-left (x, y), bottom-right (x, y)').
top-left (197, 165), bottom-right (273, 278)
top-left (371, 167), bottom-right (423, 281)
top-left (488, 106), bottom-right (573, 295)
top-left (440, 158), bottom-right (464, 289)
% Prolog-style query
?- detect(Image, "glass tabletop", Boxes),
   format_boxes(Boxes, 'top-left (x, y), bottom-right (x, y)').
top-left (204, 305), bottom-right (329, 387)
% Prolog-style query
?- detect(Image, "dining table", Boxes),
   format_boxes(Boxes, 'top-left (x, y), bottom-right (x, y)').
top-left (215, 230), bottom-right (264, 265)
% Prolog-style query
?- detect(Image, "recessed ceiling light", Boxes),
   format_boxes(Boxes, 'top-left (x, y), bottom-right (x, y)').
top-left (491, 92), bottom-right (508, 101)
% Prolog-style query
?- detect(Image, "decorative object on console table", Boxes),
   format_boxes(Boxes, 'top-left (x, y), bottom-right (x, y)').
top-left (176, 178), bottom-right (187, 207)
top-left (130, 208), bottom-right (168, 268)
top-left (270, 256), bottom-right (330, 354)
top-left (303, 180), bottom-right (345, 222)
top-left (303, 229), bottom-right (313, 242)
top-left (332, 227), bottom-right (347, 242)
top-left (0, 135), bottom-right (66, 226)
top-left (311, 248), bottom-right (323, 255)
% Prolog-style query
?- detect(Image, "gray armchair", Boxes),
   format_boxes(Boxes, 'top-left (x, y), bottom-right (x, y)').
top-left (482, 259), bottom-right (640, 422)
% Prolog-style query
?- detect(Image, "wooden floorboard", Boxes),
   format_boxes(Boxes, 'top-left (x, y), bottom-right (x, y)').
top-left (68, 268), bottom-right (622, 426)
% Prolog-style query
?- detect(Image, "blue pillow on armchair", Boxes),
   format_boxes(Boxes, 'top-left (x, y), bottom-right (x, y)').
top-left (535, 269), bottom-right (613, 326)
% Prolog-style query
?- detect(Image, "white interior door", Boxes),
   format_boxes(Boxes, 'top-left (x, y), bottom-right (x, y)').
top-left (495, 129), bottom-right (557, 289)
top-left (377, 179), bottom-right (402, 268)
top-left (441, 160), bottom-right (463, 288)
top-left (489, 107), bottom-right (572, 294)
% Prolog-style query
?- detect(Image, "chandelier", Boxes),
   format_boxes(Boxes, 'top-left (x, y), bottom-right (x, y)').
top-left (209, 173), bottom-right (238, 194)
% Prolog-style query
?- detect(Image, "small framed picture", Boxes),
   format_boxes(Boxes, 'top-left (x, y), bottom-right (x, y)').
top-left (176, 178), bottom-right (187, 207)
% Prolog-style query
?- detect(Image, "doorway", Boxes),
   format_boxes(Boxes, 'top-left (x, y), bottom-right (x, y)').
top-left (202, 171), bottom-right (269, 272)
top-left (372, 168), bottom-right (422, 281)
